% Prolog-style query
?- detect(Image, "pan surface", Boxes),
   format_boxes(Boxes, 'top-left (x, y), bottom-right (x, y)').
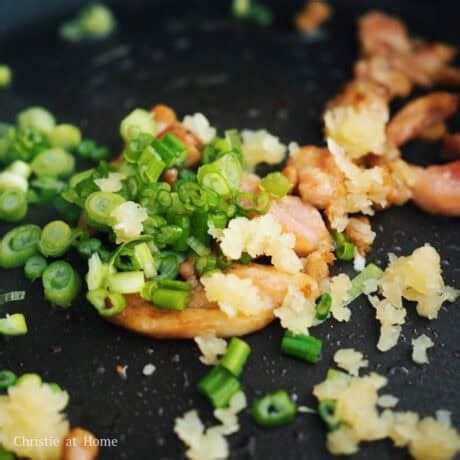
top-left (1, 1), bottom-right (460, 459)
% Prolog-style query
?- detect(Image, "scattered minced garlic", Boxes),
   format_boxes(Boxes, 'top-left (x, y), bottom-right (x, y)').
top-left (94, 172), bottom-right (126, 192)
top-left (194, 333), bottom-right (228, 365)
top-left (213, 213), bottom-right (303, 274)
top-left (333, 348), bottom-right (368, 376)
top-left (328, 274), bottom-right (352, 322)
top-left (201, 272), bottom-right (271, 317)
top-left (0, 374), bottom-right (70, 460)
top-left (174, 391), bottom-right (247, 460)
top-left (274, 285), bottom-right (317, 334)
top-left (377, 394), bottom-right (399, 409)
top-left (241, 129), bottom-right (287, 168)
top-left (324, 105), bottom-right (388, 159)
top-left (111, 201), bottom-right (148, 243)
top-left (379, 244), bottom-right (458, 319)
top-left (314, 370), bottom-right (460, 459)
top-left (182, 113), bottom-right (216, 144)
top-left (411, 334), bottom-right (434, 364)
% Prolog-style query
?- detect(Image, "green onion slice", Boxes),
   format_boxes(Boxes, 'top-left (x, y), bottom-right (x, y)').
top-left (252, 390), bottom-right (297, 427)
top-left (0, 370), bottom-right (17, 390)
top-left (220, 337), bottom-right (251, 377)
top-left (198, 365), bottom-right (241, 408)
top-left (281, 331), bottom-right (323, 364)
top-left (0, 224), bottom-right (41, 268)
top-left (315, 293), bottom-right (332, 320)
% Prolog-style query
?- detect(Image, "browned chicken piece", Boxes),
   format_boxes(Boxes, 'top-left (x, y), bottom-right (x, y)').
top-left (152, 104), bottom-right (202, 167)
top-left (270, 195), bottom-right (333, 255)
top-left (358, 11), bottom-right (411, 57)
top-left (62, 428), bottom-right (99, 460)
top-left (354, 56), bottom-right (412, 98)
top-left (304, 250), bottom-right (334, 283)
top-left (294, 0), bottom-right (332, 33)
top-left (418, 121), bottom-right (447, 142)
top-left (284, 146), bottom-right (346, 210)
top-left (443, 133), bottom-right (460, 158)
top-left (344, 216), bottom-right (376, 255)
top-left (387, 92), bottom-right (458, 146)
top-left (107, 264), bottom-right (317, 338)
top-left (411, 160), bottom-right (460, 216)
top-left (162, 167), bottom-right (178, 186)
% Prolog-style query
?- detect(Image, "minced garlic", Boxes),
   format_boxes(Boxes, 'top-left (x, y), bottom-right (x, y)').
top-left (333, 348), bottom-right (368, 376)
top-left (94, 172), bottom-right (126, 192)
top-left (111, 201), bottom-right (148, 244)
top-left (328, 274), bottom-right (352, 322)
top-left (194, 333), bottom-right (228, 366)
top-left (0, 374), bottom-right (70, 460)
top-left (201, 272), bottom-right (271, 317)
top-left (182, 113), bottom-right (216, 144)
top-left (411, 334), bottom-right (434, 364)
top-left (214, 214), bottom-right (303, 274)
top-left (241, 129), bottom-right (287, 168)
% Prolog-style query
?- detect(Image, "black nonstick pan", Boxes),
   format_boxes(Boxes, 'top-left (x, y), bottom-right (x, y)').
top-left (1, 0), bottom-right (460, 458)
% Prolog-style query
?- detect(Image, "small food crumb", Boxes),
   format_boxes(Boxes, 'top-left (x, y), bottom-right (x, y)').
top-left (142, 363), bottom-right (156, 376)
top-left (333, 348), bottom-right (368, 376)
top-left (377, 394), bottom-right (399, 408)
top-left (412, 334), bottom-right (434, 364)
top-left (194, 333), bottom-right (227, 366)
top-left (294, 0), bottom-right (332, 34)
top-left (116, 364), bottom-right (128, 379)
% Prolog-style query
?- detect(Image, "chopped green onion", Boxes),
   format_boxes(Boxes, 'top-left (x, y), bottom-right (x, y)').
top-left (31, 148), bottom-right (75, 177)
top-left (315, 293), bottom-right (332, 320)
top-left (158, 279), bottom-right (190, 291)
top-left (0, 313), bottom-right (28, 336)
top-left (153, 133), bottom-right (187, 168)
top-left (7, 160), bottom-right (31, 179)
top-left (49, 124), bottom-right (82, 149)
top-left (318, 399), bottom-right (340, 431)
top-left (260, 172), bottom-right (292, 198)
top-left (151, 288), bottom-right (190, 310)
top-left (187, 236), bottom-right (210, 256)
top-left (120, 109), bottom-right (156, 142)
top-left (17, 106), bottom-right (55, 134)
top-left (24, 255), bottom-right (48, 281)
top-left (0, 224), bottom-right (41, 268)
top-left (0, 370), bottom-right (17, 389)
top-left (107, 271), bottom-right (145, 294)
top-left (140, 280), bottom-right (158, 301)
top-left (0, 65), bottom-right (12, 88)
top-left (137, 146), bottom-right (165, 183)
top-left (53, 195), bottom-right (81, 225)
top-left (0, 445), bottom-right (15, 460)
top-left (220, 337), bottom-right (251, 377)
top-left (42, 261), bottom-right (81, 307)
top-left (87, 288), bottom-right (126, 316)
top-left (134, 242), bottom-right (156, 278)
top-left (252, 390), bottom-right (296, 427)
top-left (123, 133), bottom-right (154, 163)
top-left (195, 255), bottom-right (218, 275)
top-left (198, 365), bottom-right (241, 408)
top-left (60, 3), bottom-right (117, 42)
top-left (281, 331), bottom-right (323, 364)
top-left (0, 189), bottom-right (28, 222)
top-left (0, 291), bottom-right (25, 305)
top-left (39, 220), bottom-right (73, 257)
top-left (235, 190), bottom-right (271, 214)
top-left (77, 238), bottom-right (102, 258)
top-left (76, 138), bottom-right (109, 161)
top-left (84, 191), bottom-right (125, 228)
top-left (31, 176), bottom-right (66, 203)
top-left (347, 263), bottom-right (383, 302)
top-left (331, 230), bottom-right (356, 261)
top-left (0, 171), bottom-right (28, 192)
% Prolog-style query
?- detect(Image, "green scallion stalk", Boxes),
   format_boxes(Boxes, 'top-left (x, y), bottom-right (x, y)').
top-left (0, 189), bottom-right (28, 222)
top-left (133, 242), bottom-right (156, 279)
top-left (84, 191), bottom-right (125, 228)
top-left (252, 390), bottom-right (296, 427)
top-left (17, 106), bottom-right (56, 134)
top-left (7, 160), bottom-right (31, 179)
top-left (198, 365), bottom-right (241, 408)
top-left (137, 146), bottom-right (165, 183)
top-left (31, 148), bottom-right (75, 177)
top-left (49, 124), bottom-right (82, 150)
top-left (107, 271), bottom-right (145, 294)
top-left (220, 337), bottom-right (251, 377)
top-left (0, 370), bottom-right (17, 389)
top-left (281, 331), bottom-right (323, 364)
top-left (260, 172), bottom-right (292, 198)
top-left (187, 236), bottom-right (211, 256)
top-left (120, 109), bottom-right (156, 142)
top-left (347, 263), bottom-right (383, 302)
top-left (0, 224), bottom-right (41, 268)
top-left (315, 293), bottom-right (332, 320)
top-left (318, 399), bottom-right (340, 431)
top-left (42, 261), bottom-right (81, 308)
top-left (24, 255), bottom-right (48, 281)
top-left (87, 288), bottom-right (126, 316)
top-left (153, 133), bottom-right (187, 168)
top-left (0, 313), bottom-right (28, 336)
top-left (331, 230), bottom-right (356, 261)
top-left (195, 255), bottom-right (218, 275)
top-left (38, 220), bottom-right (73, 257)
top-left (158, 279), bottom-right (191, 291)
top-left (151, 288), bottom-right (190, 310)
top-left (140, 280), bottom-right (158, 301)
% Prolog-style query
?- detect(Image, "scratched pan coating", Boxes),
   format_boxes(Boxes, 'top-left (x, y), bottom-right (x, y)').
top-left (1, 0), bottom-right (460, 459)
